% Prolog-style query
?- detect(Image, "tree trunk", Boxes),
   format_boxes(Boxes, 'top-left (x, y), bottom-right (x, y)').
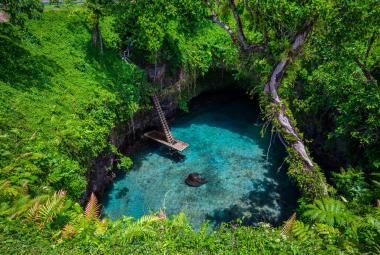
top-left (92, 22), bottom-right (99, 47)
top-left (206, 3), bottom-right (328, 198)
top-left (92, 18), bottom-right (103, 54)
top-left (264, 19), bottom-right (328, 197)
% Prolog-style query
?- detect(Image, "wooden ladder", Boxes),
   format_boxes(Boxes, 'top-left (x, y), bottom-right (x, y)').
top-left (152, 94), bottom-right (175, 144)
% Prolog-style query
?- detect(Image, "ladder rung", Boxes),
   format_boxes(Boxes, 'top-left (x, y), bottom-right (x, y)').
top-left (152, 94), bottom-right (175, 144)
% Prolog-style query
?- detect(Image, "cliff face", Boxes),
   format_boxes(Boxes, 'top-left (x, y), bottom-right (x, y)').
top-left (83, 68), bottom-right (239, 204)
top-left (83, 92), bottom-right (180, 204)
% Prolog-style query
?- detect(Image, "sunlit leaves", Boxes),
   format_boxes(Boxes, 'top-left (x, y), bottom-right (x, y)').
top-left (0, 10), bottom-right (150, 200)
top-left (114, 0), bottom-right (209, 63)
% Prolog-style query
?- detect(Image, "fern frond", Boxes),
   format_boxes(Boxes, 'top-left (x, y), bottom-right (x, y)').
top-left (315, 223), bottom-right (340, 237)
top-left (62, 224), bottom-right (77, 239)
top-left (364, 213), bottom-right (380, 232)
top-left (0, 180), bottom-right (11, 190)
top-left (138, 215), bottom-right (160, 224)
top-left (159, 208), bottom-right (166, 220)
top-left (303, 198), bottom-right (350, 227)
top-left (26, 201), bottom-right (41, 222)
top-left (0, 180), bottom-right (21, 199)
top-left (21, 180), bottom-right (29, 193)
top-left (95, 219), bottom-right (108, 236)
top-left (9, 195), bottom-right (46, 219)
top-left (35, 190), bottom-right (66, 226)
top-left (172, 212), bottom-right (190, 229)
top-left (121, 222), bottom-right (156, 244)
top-left (84, 193), bottom-right (100, 220)
top-left (292, 221), bottom-right (312, 242)
top-left (281, 213), bottom-right (296, 236)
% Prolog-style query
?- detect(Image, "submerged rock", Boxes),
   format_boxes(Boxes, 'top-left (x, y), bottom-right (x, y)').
top-left (185, 173), bottom-right (208, 187)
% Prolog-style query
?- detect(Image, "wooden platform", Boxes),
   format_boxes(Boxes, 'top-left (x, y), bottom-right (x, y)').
top-left (144, 130), bottom-right (189, 152)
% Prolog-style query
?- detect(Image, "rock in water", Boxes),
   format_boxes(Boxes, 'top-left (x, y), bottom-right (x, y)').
top-left (185, 173), bottom-right (208, 187)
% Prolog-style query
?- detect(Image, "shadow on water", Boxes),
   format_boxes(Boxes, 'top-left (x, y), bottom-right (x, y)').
top-left (173, 91), bottom-right (267, 147)
top-left (205, 162), bottom-right (299, 227)
top-left (193, 94), bottom-right (299, 226)
top-left (133, 144), bottom-right (186, 168)
top-left (172, 90), bottom-right (285, 168)
top-left (156, 148), bottom-right (187, 163)
top-left (101, 146), bottom-right (186, 209)
top-left (115, 187), bottom-right (130, 199)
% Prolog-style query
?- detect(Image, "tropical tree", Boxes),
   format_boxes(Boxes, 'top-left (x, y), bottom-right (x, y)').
top-left (206, 0), bottom-right (329, 198)
top-left (114, 0), bottom-right (206, 65)
top-left (204, 0), bottom-right (379, 199)
top-left (289, 0), bottom-right (380, 172)
top-left (86, 0), bottom-right (113, 53)
top-left (0, 0), bottom-right (43, 26)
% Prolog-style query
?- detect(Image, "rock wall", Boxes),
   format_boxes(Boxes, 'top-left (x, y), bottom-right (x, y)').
top-left (83, 68), bottom-right (239, 205)
top-left (82, 93), bottom-right (180, 204)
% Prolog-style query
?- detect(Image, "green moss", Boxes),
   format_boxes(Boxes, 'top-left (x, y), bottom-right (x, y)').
top-left (260, 94), bottom-right (328, 200)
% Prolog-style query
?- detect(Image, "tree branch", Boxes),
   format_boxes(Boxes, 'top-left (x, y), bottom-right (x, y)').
top-left (228, 0), bottom-right (248, 48)
top-left (264, 19), bottom-right (314, 94)
top-left (210, 10), bottom-right (238, 44)
top-left (264, 18), bottom-right (328, 197)
top-left (244, 0), bottom-right (254, 20)
top-left (356, 32), bottom-right (377, 82)
top-left (207, 0), bottom-right (266, 52)
top-left (229, 0), bottom-right (267, 52)
top-left (365, 32), bottom-right (376, 61)
top-left (355, 58), bottom-right (375, 82)
top-left (264, 19), bottom-right (315, 168)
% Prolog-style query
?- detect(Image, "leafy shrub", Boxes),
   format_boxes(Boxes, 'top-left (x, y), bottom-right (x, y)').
top-left (117, 156), bottom-right (133, 170)
top-left (332, 168), bottom-right (369, 201)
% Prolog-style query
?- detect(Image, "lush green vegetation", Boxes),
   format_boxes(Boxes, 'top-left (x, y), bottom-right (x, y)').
top-left (0, 9), bottom-right (152, 200)
top-left (1, 1), bottom-right (379, 254)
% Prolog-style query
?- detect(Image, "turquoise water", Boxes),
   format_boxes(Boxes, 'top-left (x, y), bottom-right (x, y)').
top-left (103, 93), bottom-right (298, 229)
